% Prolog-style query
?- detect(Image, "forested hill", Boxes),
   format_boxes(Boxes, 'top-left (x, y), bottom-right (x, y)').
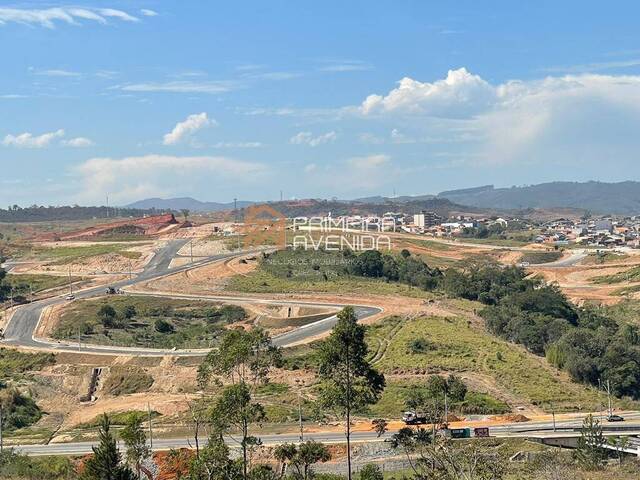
top-left (437, 181), bottom-right (640, 215)
top-left (0, 205), bottom-right (158, 222)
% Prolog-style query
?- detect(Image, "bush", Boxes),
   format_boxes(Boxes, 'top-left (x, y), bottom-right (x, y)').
top-left (408, 337), bottom-right (433, 354)
top-left (359, 464), bottom-right (383, 480)
top-left (154, 318), bottom-right (175, 333)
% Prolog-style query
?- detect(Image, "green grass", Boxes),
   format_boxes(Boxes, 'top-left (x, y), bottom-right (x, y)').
top-left (402, 238), bottom-right (455, 251)
top-left (581, 251), bottom-right (629, 265)
top-left (0, 348), bottom-right (55, 380)
top-left (367, 379), bottom-right (509, 418)
top-left (228, 269), bottom-right (437, 298)
top-left (519, 251), bottom-right (563, 264)
top-left (53, 295), bottom-right (247, 349)
top-left (593, 265), bottom-right (640, 284)
top-left (77, 410), bottom-right (161, 428)
top-left (4, 273), bottom-right (83, 294)
top-left (29, 243), bottom-right (145, 265)
top-left (102, 367), bottom-right (154, 396)
top-left (368, 315), bottom-right (617, 412)
top-left (604, 299), bottom-right (640, 323)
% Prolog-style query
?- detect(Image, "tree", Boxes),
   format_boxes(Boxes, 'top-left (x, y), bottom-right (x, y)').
top-left (371, 418), bottom-right (388, 438)
top-left (390, 427), bottom-right (505, 480)
top-left (198, 328), bottom-right (280, 480)
top-left (273, 441), bottom-right (330, 480)
top-left (120, 413), bottom-right (150, 479)
top-left (80, 414), bottom-right (135, 480)
top-left (574, 414), bottom-right (607, 471)
top-left (188, 433), bottom-right (241, 480)
top-left (154, 318), bottom-right (175, 333)
top-left (317, 307), bottom-right (385, 480)
top-left (198, 327), bottom-right (281, 387)
top-left (122, 305), bottom-right (137, 320)
top-left (98, 305), bottom-right (118, 329)
top-left (292, 441), bottom-right (330, 480)
top-left (210, 383), bottom-right (265, 480)
top-left (181, 209), bottom-right (190, 222)
top-left (359, 464), bottom-right (383, 480)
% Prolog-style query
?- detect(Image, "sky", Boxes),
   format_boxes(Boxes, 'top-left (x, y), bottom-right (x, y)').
top-left (2, 1), bottom-right (640, 206)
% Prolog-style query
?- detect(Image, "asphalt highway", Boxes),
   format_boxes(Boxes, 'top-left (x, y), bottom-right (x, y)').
top-left (13, 412), bottom-right (640, 456)
top-left (1, 240), bottom-right (381, 355)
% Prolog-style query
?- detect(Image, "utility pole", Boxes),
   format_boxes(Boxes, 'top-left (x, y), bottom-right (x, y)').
top-left (234, 198), bottom-right (240, 251)
top-left (68, 265), bottom-right (73, 295)
top-left (605, 380), bottom-right (613, 417)
top-left (148, 402), bottom-right (153, 450)
top-left (128, 260), bottom-right (132, 280)
top-left (443, 388), bottom-right (449, 430)
top-left (550, 402), bottom-right (556, 432)
top-left (0, 403), bottom-right (3, 453)
top-left (190, 240), bottom-right (194, 264)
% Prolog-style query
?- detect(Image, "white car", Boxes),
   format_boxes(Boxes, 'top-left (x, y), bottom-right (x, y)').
top-left (65, 294), bottom-right (75, 301)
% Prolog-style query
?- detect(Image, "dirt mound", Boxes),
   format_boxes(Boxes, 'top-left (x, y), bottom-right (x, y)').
top-left (36, 214), bottom-right (179, 241)
top-left (489, 413), bottom-right (529, 423)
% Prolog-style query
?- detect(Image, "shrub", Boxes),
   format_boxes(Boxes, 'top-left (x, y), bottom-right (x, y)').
top-left (154, 318), bottom-right (175, 333)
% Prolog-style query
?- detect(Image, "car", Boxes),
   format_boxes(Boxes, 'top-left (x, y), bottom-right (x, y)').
top-left (64, 294), bottom-right (75, 301)
top-left (606, 414), bottom-right (625, 422)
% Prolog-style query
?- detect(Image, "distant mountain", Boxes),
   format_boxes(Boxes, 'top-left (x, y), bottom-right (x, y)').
top-left (354, 194), bottom-right (436, 204)
top-left (125, 197), bottom-right (255, 212)
top-left (437, 181), bottom-right (640, 215)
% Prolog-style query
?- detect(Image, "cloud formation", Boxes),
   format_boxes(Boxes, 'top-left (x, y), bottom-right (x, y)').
top-left (163, 113), bottom-right (214, 145)
top-left (0, 7), bottom-right (140, 28)
top-left (62, 137), bottom-right (94, 148)
top-left (3, 129), bottom-right (64, 148)
top-left (118, 80), bottom-right (236, 95)
top-left (74, 154), bottom-right (265, 203)
top-left (357, 68), bottom-right (640, 167)
top-left (290, 131), bottom-right (337, 147)
top-left (347, 154), bottom-right (390, 169)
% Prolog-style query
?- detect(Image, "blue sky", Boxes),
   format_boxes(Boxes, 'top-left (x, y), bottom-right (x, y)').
top-left (2, 1), bottom-right (640, 206)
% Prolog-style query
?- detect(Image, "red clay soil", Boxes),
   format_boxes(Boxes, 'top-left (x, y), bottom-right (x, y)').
top-left (36, 214), bottom-right (180, 241)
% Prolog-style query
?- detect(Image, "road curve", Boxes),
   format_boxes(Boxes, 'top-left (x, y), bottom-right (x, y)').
top-left (1, 240), bottom-right (381, 356)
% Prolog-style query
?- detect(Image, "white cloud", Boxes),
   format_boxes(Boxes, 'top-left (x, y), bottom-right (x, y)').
top-left (212, 141), bottom-right (263, 149)
top-left (0, 7), bottom-right (139, 28)
top-left (98, 8), bottom-right (139, 22)
top-left (33, 68), bottom-right (80, 77)
top-left (3, 129), bottom-right (64, 148)
top-left (289, 131), bottom-right (337, 147)
top-left (357, 68), bottom-right (640, 168)
top-left (140, 9), bottom-right (158, 17)
top-left (118, 81), bottom-right (236, 95)
top-left (360, 68), bottom-right (495, 117)
top-left (73, 154), bottom-right (265, 203)
top-left (318, 60), bottom-right (373, 72)
top-left (63, 137), bottom-right (94, 148)
top-left (163, 112), bottom-right (214, 145)
top-left (347, 154), bottom-right (390, 169)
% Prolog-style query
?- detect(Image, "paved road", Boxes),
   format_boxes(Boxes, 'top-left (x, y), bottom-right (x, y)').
top-left (13, 412), bottom-right (640, 456)
top-left (1, 240), bottom-right (381, 356)
top-left (528, 250), bottom-right (588, 268)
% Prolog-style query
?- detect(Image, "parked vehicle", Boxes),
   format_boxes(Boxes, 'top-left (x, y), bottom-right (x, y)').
top-left (65, 294), bottom-right (75, 300)
top-left (402, 411), bottom-right (427, 425)
top-left (607, 414), bottom-right (625, 422)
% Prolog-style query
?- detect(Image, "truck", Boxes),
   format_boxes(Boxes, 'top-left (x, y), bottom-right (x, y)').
top-left (402, 411), bottom-right (428, 425)
top-left (105, 287), bottom-right (124, 295)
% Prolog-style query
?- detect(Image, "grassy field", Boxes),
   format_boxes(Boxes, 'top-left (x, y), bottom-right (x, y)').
top-left (228, 249), bottom-right (438, 298)
top-left (4, 273), bottom-right (83, 294)
top-left (593, 265), bottom-right (640, 284)
top-left (30, 243), bottom-right (145, 265)
top-left (367, 315), bottom-right (618, 412)
top-left (581, 251), bottom-right (630, 265)
top-left (53, 295), bottom-right (247, 349)
top-left (0, 348), bottom-right (55, 380)
top-left (229, 269), bottom-right (436, 298)
top-left (519, 251), bottom-right (563, 264)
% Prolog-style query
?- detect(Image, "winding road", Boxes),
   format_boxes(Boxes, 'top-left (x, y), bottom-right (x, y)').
top-left (1, 240), bottom-right (381, 356)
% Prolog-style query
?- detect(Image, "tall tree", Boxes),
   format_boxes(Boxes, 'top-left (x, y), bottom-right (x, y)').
top-left (188, 433), bottom-right (241, 480)
top-left (120, 413), bottom-right (150, 479)
top-left (574, 414), bottom-right (606, 471)
top-left (198, 327), bottom-right (280, 480)
top-left (80, 414), bottom-right (135, 480)
top-left (316, 307), bottom-right (385, 480)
